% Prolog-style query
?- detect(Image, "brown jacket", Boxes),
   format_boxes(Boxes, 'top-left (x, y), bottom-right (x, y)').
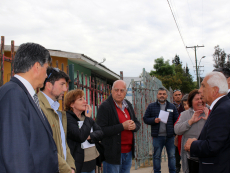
top-left (38, 92), bottom-right (75, 173)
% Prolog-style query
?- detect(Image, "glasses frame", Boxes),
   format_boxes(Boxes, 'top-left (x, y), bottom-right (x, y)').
top-left (44, 67), bottom-right (60, 84)
top-left (173, 89), bottom-right (181, 93)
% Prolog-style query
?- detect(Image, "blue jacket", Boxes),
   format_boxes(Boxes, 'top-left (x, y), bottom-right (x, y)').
top-left (143, 100), bottom-right (178, 137)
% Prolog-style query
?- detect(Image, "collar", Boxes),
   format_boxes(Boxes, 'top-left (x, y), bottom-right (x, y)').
top-left (173, 101), bottom-right (181, 108)
top-left (228, 89), bottom-right (230, 93)
top-left (113, 99), bottom-right (128, 111)
top-left (158, 100), bottom-right (166, 105)
top-left (210, 95), bottom-right (225, 110)
top-left (41, 92), bottom-right (60, 112)
top-left (14, 74), bottom-right (35, 98)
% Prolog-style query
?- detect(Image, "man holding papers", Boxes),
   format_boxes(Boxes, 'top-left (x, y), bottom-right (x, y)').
top-left (144, 88), bottom-right (179, 173)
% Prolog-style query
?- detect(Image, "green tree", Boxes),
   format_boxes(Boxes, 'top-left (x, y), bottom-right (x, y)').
top-left (172, 54), bottom-right (182, 66)
top-left (150, 57), bottom-right (195, 93)
top-left (213, 45), bottom-right (230, 68)
top-left (150, 57), bottom-right (174, 76)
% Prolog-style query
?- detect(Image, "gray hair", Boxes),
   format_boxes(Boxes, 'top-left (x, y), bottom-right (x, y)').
top-left (14, 43), bottom-right (51, 73)
top-left (206, 72), bottom-right (228, 94)
top-left (181, 94), bottom-right (189, 102)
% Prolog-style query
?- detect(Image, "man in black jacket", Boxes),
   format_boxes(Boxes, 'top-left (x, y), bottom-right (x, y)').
top-left (143, 88), bottom-right (179, 173)
top-left (96, 80), bottom-right (141, 173)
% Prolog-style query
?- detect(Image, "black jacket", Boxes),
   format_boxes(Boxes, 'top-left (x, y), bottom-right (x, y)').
top-left (96, 95), bottom-right (141, 164)
top-left (190, 96), bottom-right (230, 173)
top-left (143, 100), bottom-right (179, 137)
top-left (66, 110), bottom-right (103, 173)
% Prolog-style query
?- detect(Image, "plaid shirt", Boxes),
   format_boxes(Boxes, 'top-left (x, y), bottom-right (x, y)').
top-left (113, 99), bottom-right (129, 111)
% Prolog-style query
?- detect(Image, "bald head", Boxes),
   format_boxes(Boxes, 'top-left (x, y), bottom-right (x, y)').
top-left (112, 80), bottom-right (127, 89)
top-left (112, 80), bottom-right (127, 105)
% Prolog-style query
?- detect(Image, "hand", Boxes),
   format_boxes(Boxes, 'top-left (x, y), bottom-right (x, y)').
top-left (174, 135), bottom-right (178, 147)
top-left (87, 135), bottom-right (91, 140)
top-left (155, 118), bottom-right (161, 123)
top-left (128, 120), bottom-right (136, 130)
top-left (122, 120), bottom-right (135, 130)
top-left (202, 107), bottom-right (209, 120)
top-left (188, 110), bottom-right (203, 125)
top-left (184, 138), bottom-right (197, 152)
top-left (85, 104), bottom-right (92, 118)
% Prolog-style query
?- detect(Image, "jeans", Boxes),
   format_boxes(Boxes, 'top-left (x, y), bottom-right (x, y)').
top-left (175, 147), bottom-right (181, 171)
top-left (81, 170), bottom-right (95, 173)
top-left (153, 136), bottom-right (176, 173)
top-left (103, 151), bottom-right (132, 173)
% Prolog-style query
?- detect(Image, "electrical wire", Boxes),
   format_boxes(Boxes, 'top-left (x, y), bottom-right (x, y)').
top-left (166, 0), bottom-right (194, 66)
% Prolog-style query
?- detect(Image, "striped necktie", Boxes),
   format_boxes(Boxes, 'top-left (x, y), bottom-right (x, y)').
top-left (33, 94), bottom-right (45, 120)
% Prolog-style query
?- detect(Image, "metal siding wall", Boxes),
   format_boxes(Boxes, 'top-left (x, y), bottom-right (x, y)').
top-left (131, 68), bottom-right (173, 169)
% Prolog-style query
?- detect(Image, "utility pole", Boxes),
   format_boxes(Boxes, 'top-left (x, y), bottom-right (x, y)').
top-left (186, 45), bottom-right (204, 88)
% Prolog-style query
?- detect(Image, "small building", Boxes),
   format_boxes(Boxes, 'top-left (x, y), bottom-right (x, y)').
top-left (1, 40), bottom-right (120, 114)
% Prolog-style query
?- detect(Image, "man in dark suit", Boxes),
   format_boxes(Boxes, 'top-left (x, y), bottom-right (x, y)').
top-left (213, 68), bottom-right (230, 98)
top-left (184, 72), bottom-right (230, 173)
top-left (0, 43), bottom-right (59, 173)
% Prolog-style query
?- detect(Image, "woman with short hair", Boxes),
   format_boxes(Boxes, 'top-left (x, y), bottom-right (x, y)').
top-left (65, 89), bottom-right (103, 173)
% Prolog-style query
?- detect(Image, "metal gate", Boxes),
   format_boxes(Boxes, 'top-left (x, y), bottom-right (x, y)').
top-left (131, 68), bottom-right (173, 169)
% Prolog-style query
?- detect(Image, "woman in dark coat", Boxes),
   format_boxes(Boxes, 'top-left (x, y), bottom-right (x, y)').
top-left (64, 89), bottom-right (103, 173)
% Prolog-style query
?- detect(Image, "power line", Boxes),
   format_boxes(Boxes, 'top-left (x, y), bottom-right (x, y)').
top-left (166, 0), bottom-right (194, 66)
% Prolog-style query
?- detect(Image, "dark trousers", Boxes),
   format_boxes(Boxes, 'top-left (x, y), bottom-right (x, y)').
top-left (175, 147), bottom-right (181, 170)
top-left (187, 158), bottom-right (199, 173)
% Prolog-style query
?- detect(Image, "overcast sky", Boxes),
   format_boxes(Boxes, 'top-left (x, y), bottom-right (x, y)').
top-left (1, 0), bottom-right (230, 80)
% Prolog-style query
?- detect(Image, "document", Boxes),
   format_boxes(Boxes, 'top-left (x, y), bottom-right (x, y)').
top-left (158, 110), bottom-right (169, 123)
top-left (78, 121), bottom-right (95, 149)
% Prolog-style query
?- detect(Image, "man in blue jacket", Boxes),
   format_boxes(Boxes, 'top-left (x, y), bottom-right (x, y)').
top-left (144, 87), bottom-right (179, 173)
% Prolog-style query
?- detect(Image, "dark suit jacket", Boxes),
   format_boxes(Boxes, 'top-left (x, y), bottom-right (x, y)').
top-left (227, 92), bottom-right (230, 99)
top-left (190, 96), bottom-right (230, 173)
top-left (0, 77), bottom-right (59, 173)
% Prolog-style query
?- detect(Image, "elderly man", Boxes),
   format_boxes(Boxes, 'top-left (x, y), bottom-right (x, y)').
top-left (96, 80), bottom-right (141, 173)
top-left (38, 67), bottom-right (75, 173)
top-left (0, 43), bottom-right (58, 173)
top-left (184, 72), bottom-right (230, 173)
top-left (213, 68), bottom-right (230, 98)
top-left (144, 88), bottom-right (179, 173)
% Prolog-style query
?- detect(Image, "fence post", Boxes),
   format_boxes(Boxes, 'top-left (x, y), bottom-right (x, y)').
top-left (68, 64), bottom-right (74, 90)
top-left (11, 40), bottom-right (15, 78)
top-left (120, 71), bottom-right (123, 80)
top-left (1, 36), bottom-right (5, 86)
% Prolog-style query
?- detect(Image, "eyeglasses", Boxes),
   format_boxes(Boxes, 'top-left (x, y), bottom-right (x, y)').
top-left (44, 68), bottom-right (60, 84)
top-left (173, 89), bottom-right (181, 93)
top-left (113, 88), bottom-right (126, 93)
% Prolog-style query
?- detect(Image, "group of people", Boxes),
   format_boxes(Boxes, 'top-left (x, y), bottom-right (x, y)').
top-left (0, 42), bottom-right (140, 173)
top-left (1, 42), bottom-right (230, 173)
top-left (144, 68), bottom-right (230, 173)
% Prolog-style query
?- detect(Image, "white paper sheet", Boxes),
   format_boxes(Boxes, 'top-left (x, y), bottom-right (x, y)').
top-left (158, 110), bottom-right (169, 123)
top-left (78, 121), bottom-right (95, 149)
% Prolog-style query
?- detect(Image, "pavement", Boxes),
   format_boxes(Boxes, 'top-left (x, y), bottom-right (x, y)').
top-left (130, 160), bottom-right (183, 173)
